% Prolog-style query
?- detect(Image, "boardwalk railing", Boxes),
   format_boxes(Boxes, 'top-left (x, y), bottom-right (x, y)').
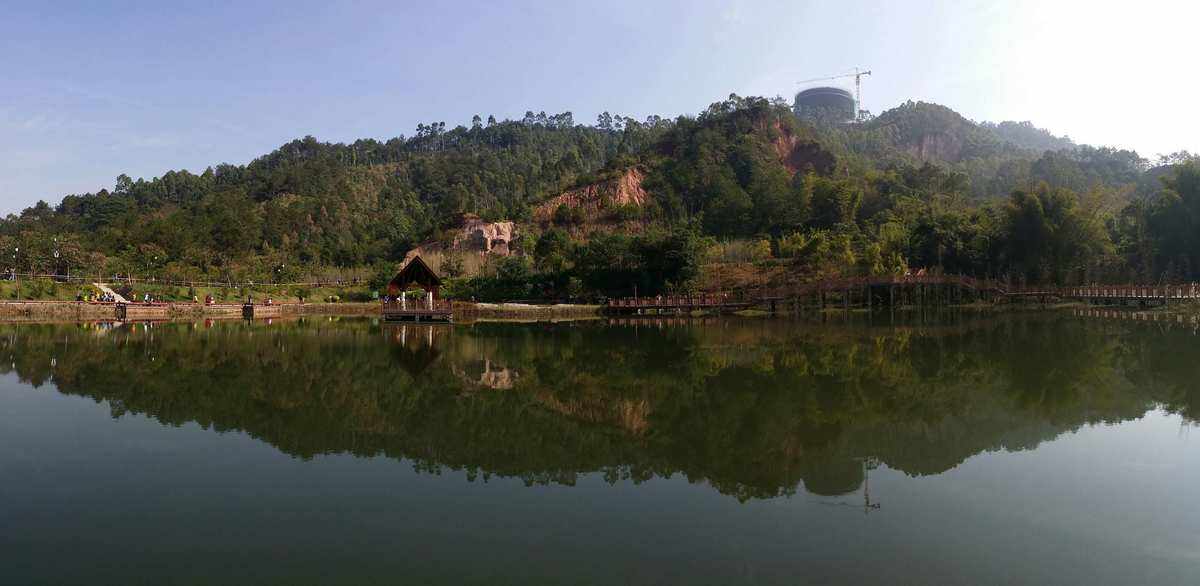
top-left (1061, 284), bottom-right (1200, 301)
top-left (609, 274), bottom-right (1002, 310)
top-left (608, 275), bottom-right (1200, 310)
top-left (608, 291), bottom-right (752, 309)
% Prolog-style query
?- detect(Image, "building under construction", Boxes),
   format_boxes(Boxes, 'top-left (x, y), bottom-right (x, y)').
top-left (793, 86), bottom-right (857, 121)
top-left (795, 68), bottom-right (871, 122)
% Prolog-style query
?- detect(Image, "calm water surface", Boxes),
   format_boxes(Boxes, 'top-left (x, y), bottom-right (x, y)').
top-left (1, 313), bottom-right (1198, 585)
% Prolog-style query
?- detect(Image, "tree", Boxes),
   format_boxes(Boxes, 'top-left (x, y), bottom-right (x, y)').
top-left (1002, 184), bottom-right (1110, 284)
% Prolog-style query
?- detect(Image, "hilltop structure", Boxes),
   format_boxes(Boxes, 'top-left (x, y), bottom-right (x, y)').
top-left (794, 86), bottom-right (856, 121)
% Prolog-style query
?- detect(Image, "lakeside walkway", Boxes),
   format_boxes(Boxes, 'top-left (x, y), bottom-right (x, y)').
top-left (608, 275), bottom-right (1200, 314)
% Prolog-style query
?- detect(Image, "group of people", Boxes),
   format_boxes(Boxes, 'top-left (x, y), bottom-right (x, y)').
top-left (77, 291), bottom-right (119, 303)
top-left (73, 291), bottom-right (289, 305)
top-left (74, 291), bottom-right (161, 303)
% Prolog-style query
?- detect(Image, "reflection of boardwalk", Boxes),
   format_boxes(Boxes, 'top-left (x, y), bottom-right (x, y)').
top-left (1073, 308), bottom-right (1200, 334)
top-left (606, 316), bottom-right (725, 328)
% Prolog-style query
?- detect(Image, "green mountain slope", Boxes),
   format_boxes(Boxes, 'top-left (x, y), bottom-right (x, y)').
top-left (2, 95), bottom-right (1197, 295)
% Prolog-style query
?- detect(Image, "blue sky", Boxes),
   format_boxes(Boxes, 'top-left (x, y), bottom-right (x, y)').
top-left (2, 0), bottom-right (1197, 213)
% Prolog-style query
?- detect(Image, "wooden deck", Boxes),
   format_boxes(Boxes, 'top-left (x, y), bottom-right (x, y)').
top-left (381, 299), bottom-right (453, 322)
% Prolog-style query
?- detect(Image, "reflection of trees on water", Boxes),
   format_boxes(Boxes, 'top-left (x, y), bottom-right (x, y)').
top-left (0, 314), bottom-right (1195, 501)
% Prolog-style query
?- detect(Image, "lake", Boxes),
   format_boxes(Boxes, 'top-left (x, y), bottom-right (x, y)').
top-left (1, 313), bottom-right (1198, 585)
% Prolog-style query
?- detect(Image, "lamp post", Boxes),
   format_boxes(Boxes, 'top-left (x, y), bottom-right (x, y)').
top-left (12, 247), bottom-right (19, 300)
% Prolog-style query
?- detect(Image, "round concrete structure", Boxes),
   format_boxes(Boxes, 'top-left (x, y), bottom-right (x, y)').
top-left (794, 86), bottom-right (856, 121)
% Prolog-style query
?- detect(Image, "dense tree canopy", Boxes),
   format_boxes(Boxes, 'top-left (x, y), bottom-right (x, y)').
top-left (3, 94), bottom-right (1197, 295)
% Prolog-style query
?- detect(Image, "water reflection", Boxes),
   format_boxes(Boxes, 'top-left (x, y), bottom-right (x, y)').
top-left (1, 313), bottom-right (1196, 501)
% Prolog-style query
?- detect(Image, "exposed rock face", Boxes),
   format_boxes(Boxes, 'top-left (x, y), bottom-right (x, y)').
top-left (771, 121), bottom-right (837, 176)
top-left (455, 215), bottom-right (516, 255)
top-left (906, 132), bottom-right (966, 163)
top-left (534, 167), bottom-right (649, 225)
top-left (404, 214), bottom-right (519, 262)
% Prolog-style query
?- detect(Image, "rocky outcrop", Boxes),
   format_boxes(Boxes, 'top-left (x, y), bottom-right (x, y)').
top-left (771, 121), bottom-right (837, 175)
top-left (404, 214), bottom-right (519, 261)
top-left (905, 132), bottom-right (966, 163)
top-left (453, 215), bottom-right (516, 255)
top-left (533, 167), bottom-right (649, 225)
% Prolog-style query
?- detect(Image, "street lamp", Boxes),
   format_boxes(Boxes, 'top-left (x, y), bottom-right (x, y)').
top-left (12, 247), bottom-right (19, 299)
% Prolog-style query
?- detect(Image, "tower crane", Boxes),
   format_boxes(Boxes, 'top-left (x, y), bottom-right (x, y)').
top-left (798, 67), bottom-right (872, 121)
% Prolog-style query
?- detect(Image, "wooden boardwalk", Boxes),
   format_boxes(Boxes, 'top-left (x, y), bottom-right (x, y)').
top-left (607, 276), bottom-right (1200, 314)
top-left (1060, 284), bottom-right (1200, 303)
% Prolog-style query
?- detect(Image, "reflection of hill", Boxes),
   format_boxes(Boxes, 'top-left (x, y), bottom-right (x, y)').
top-left (1, 314), bottom-right (1194, 501)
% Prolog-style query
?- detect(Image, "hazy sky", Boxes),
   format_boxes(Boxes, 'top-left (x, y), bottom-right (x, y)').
top-left (2, 0), bottom-right (1197, 213)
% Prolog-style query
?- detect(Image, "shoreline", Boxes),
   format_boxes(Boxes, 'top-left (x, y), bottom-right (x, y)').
top-left (0, 300), bottom-right (379, 323)
top-left (0, 298), bottom-right (1195, 325)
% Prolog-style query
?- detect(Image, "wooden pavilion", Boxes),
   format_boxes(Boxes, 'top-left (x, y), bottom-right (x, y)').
top-left (387, 255), bottom-right (442, 298)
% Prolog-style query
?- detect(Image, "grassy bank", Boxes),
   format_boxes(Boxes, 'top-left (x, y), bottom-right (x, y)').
top-left (0, 299), bottom-right (380, 323)
top-left (113, 282), bottom-right (376, 304)
top-left (0, 279), bottom-right (379, 304)
top-left (0, 280), bottom-right (101, 301)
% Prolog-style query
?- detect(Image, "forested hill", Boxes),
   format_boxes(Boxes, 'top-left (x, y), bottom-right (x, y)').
top-left (3, 94), bottom-right (1198, 295)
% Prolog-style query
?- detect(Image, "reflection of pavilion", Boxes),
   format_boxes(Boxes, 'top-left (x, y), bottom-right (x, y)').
top-left (384, 324), bottom-right (449, 376)
top-left (382, 324), bottom-right (517, 388)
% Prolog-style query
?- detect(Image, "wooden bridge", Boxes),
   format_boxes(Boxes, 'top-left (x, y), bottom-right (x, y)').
top-left (607, 275), bottom-right (1200, 314)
